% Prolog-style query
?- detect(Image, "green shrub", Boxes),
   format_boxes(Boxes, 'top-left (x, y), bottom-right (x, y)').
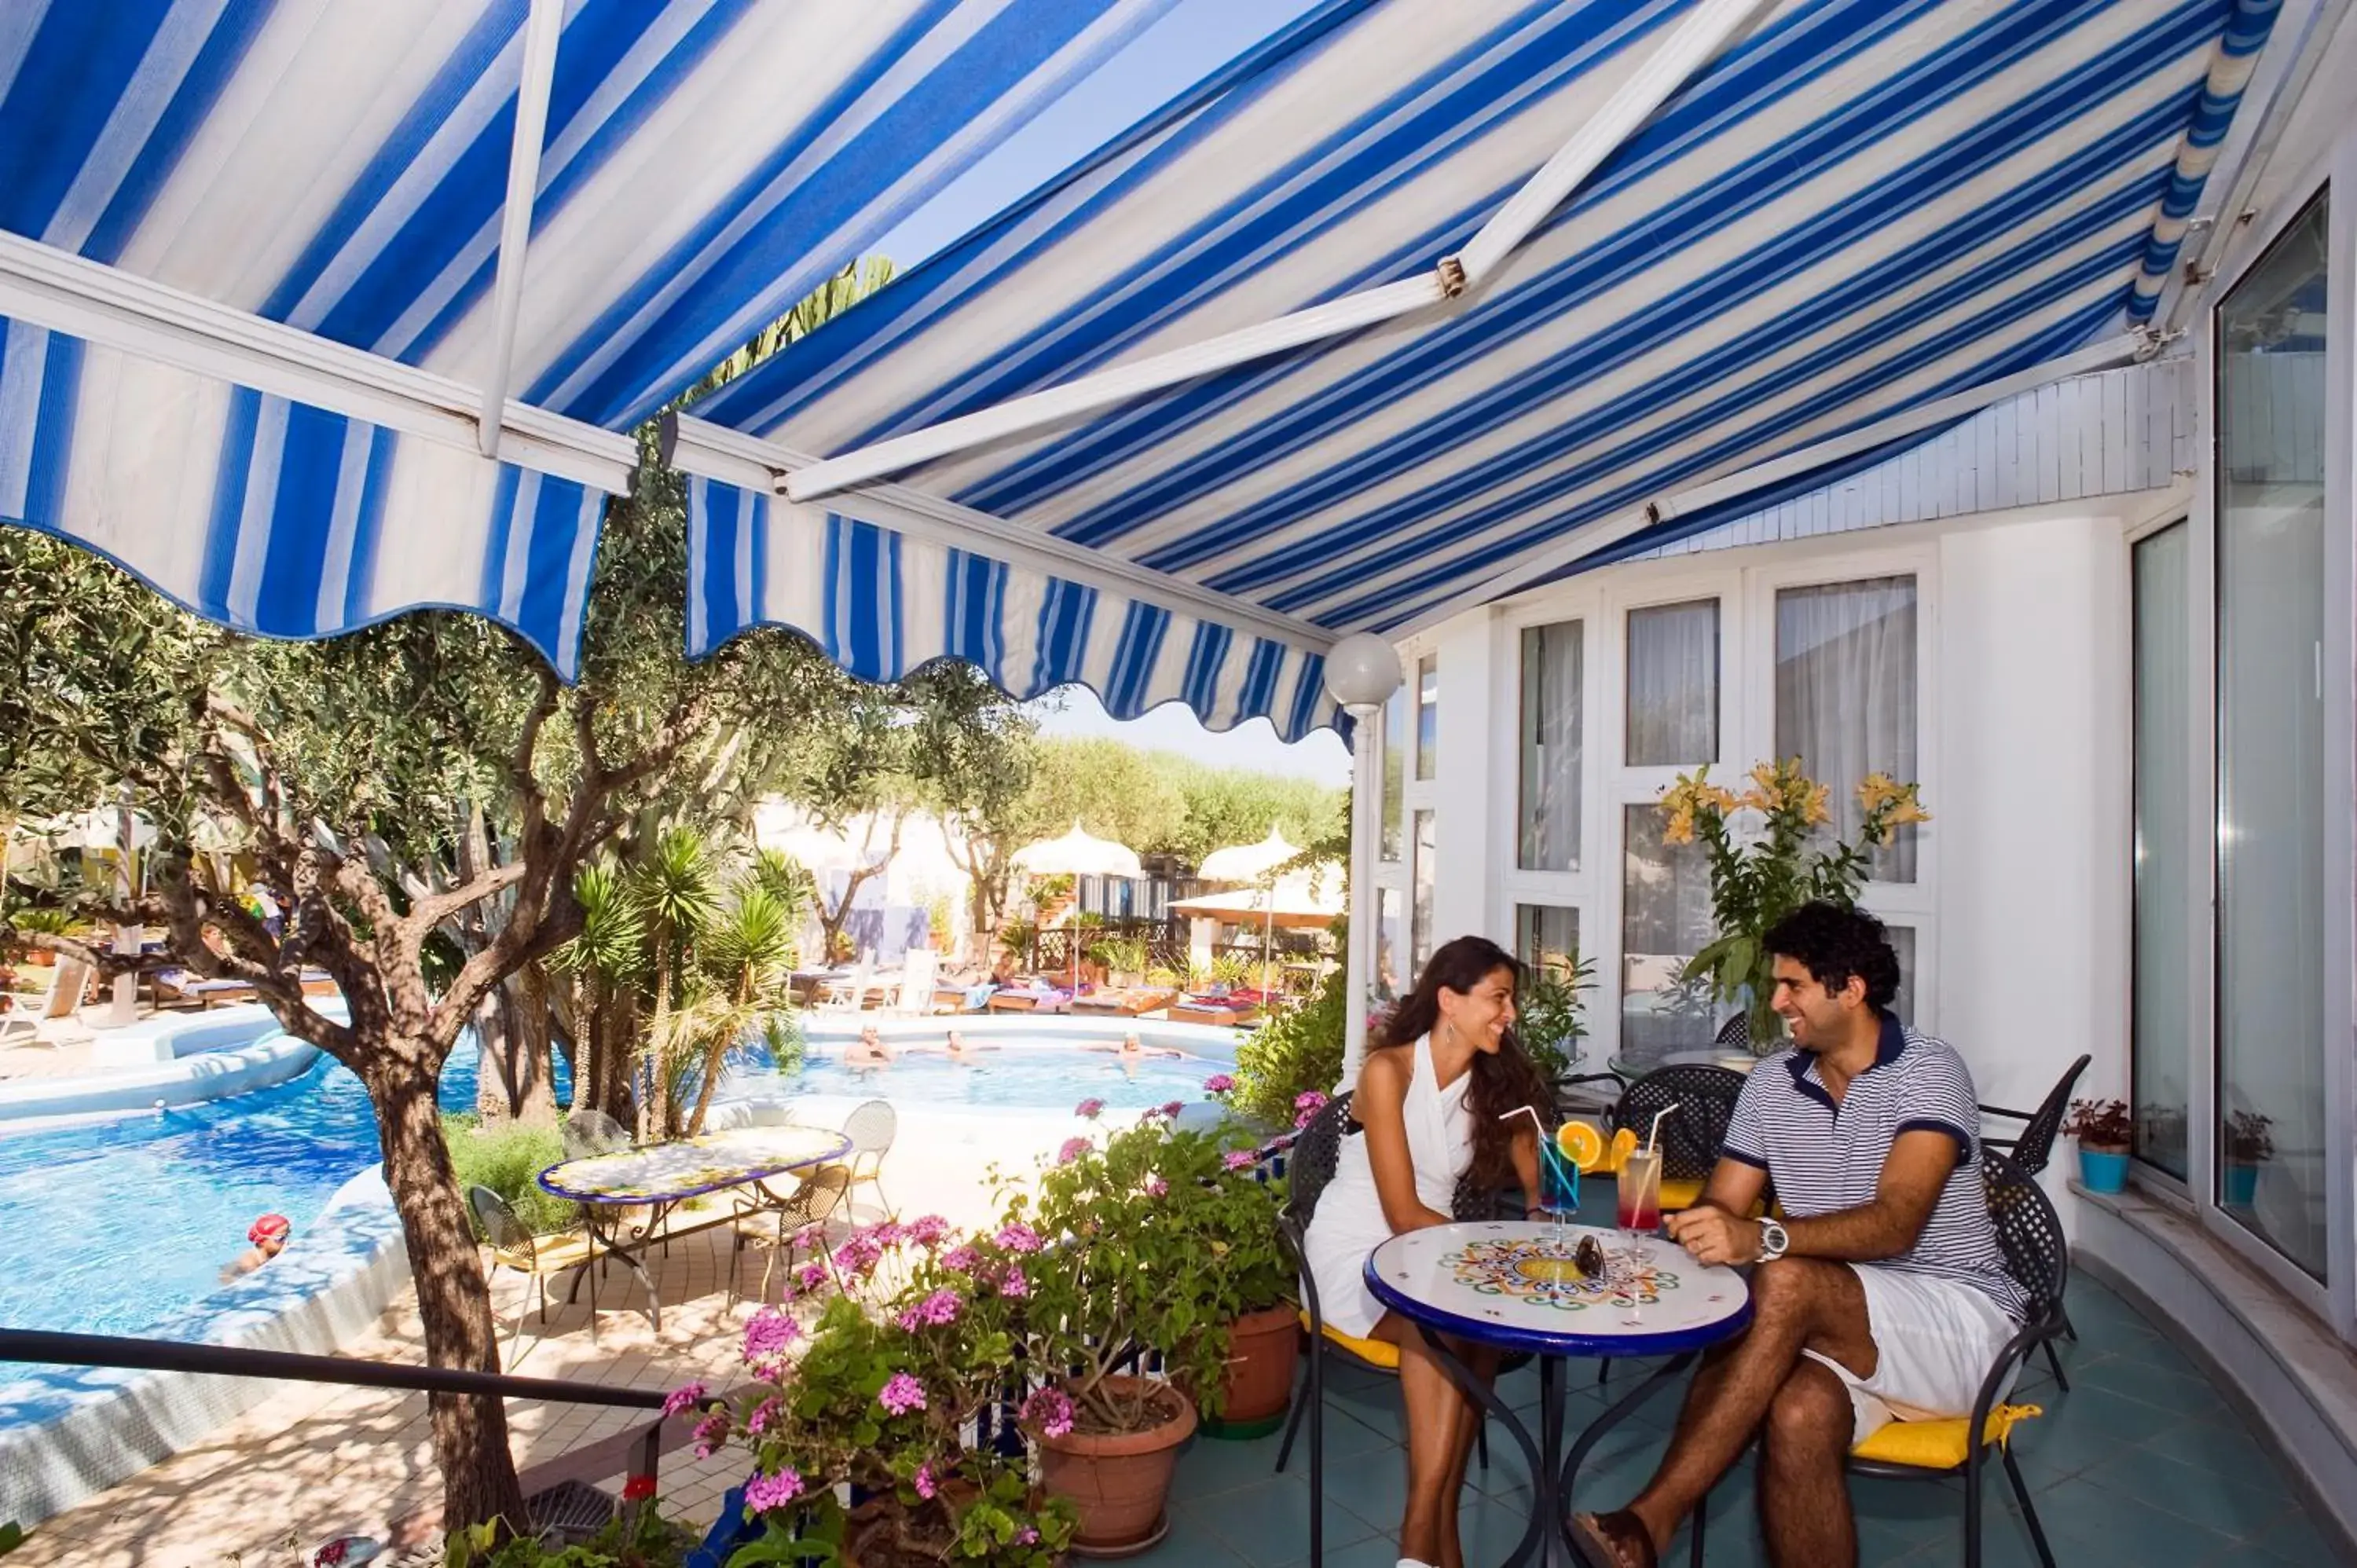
top-left (1516, 951), bottom-right (1596, 1082)
top-left (1230, 967), bottom-right (1346, 1132)
top-left (442, 1115), bottom-right (575, 1238)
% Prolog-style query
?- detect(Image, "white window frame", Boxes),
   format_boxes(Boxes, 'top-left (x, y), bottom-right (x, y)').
top-left (1484, 539), bottom-right (1944, 1067)
top-left (2177, 143), bottom-right (2352, 1335)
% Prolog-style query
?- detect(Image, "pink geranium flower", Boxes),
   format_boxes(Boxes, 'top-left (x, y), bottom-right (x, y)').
top-left (995, 1222), bottom-right (1043, 1254)
top-left (879, 1372), bottom-right (928, 1416)
top-left (661, 1381), bottom-right (707, 1419)
top-left (1074, 1097), bottom-right (1105, 1119)
top-left (1203, 1073), bottom-right (1236, 1094)
top-left (1021, 1386), bottom-right (1075, 1438)
top-left (1222, 1149), bottom-right (1257, 1171)
top-left (743, 1467), bottom-right (803, 1512)
top-left (1057, 1137), bottom-right (1091, 1165)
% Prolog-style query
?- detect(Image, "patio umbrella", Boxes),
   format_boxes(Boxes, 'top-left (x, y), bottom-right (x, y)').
top-left (1195, 830), bottom-right (1305, 995)
top-left (1010, 822), bottom-right (1143, 987)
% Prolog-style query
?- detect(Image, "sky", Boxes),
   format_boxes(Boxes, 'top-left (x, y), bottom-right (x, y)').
top-left (877, 1), bottom-right (1347, 789)
top-left (1026, 685), bottom-right (1352, 785)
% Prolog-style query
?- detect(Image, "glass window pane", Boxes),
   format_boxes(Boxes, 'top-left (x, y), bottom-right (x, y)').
top-left (1410, 811), bottom-right (1436, 972)
top-left (1775, 577), bottom-right (1919, 881)
top-left (2215, 193), bottom-right (2328, 1277)
top-left (2134, 522), bottom-right (2192, 1178)
top-left (1626, 600), bottom-right (1719, 766)
top-left (1380, 688), bottom-right (1406, 861)
top-left (1377, 885), bottom-right (1406, 1001)
top-left (1885, 923), bottom-right (1917, 1028)
top-left (1515, 904), bottom-right (1582, 977)
top-left (1519, 621), bottom-right (1584, 871)
top-left (1620, 804), bottom-right (1715, 1063)
top-left (1415, 655), bottom-right (1439, 780)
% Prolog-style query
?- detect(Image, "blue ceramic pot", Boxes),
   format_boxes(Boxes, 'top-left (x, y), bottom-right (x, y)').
top-left (2077, 1146), bottom-right (2129, 1194)
top-left (2223, 1163), bottom-right (2260, 1207)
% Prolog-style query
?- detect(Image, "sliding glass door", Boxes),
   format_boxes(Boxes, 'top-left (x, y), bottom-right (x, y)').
top-left (2213, 194), bottom-right (2330, 1278)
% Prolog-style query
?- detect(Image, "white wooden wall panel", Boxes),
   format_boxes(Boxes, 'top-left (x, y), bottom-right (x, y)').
top-left (1633, 357), bottom-right (2196, 559)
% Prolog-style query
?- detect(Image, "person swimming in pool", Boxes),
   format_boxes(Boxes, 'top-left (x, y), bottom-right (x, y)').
top-left (944, 1030), bottom-right (981, 1064)
top-left (224, 1214), bottom-right (291, 1281)
top-left (845, 1026), bottom-right (896, 1068)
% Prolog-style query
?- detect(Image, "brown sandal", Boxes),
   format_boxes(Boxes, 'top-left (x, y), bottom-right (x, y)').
top-left (1571, 1510), bottom-right (1658, 1568)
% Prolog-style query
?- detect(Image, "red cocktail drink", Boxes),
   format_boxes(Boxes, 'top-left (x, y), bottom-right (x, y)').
top-left (1617, 1149), bottom-right (1663, 1233)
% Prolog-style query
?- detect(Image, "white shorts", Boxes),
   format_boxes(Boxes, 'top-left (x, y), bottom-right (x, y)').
top-left (1801, 1265), bottom-right (2015, 1444)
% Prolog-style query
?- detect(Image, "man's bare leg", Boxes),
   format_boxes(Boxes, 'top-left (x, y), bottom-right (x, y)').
top-left (1758, 1361), bottom-right (1859, 1568)
top-left (1612, 1259), bottom-right (1875, 1556)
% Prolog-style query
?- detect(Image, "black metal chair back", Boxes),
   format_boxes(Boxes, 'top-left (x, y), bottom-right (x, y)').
top-left (1278, 1090), bottom-right (1353, 1240)
top-left (1713, 1012), bottom-right (1750, 1050)
top-left (561, 1108), bottom-right (631, 1160)
top-left (1981, 1149), bottom-right (2069, 1330)
top-left (1983, 1055), bottom-right (2091, 1178)
top-left (1612, 1064), bottom-right (1747, 1185)
top-left (468, 1185), bottom-right (536, 1261)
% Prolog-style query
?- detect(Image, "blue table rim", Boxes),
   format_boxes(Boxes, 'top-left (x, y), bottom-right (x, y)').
top-left (1362, 1232), bottom-right (1754, 1361)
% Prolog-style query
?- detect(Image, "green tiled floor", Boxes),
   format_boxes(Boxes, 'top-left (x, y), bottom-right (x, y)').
top-left (1127, 1277), bottom-right (2350, 1567)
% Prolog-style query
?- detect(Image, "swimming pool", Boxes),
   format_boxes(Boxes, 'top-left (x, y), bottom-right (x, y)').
top-left (0, 1045), bottom-right (487, 1341)
top-left (739, 1039), bottom-right (1219, 1111)
top-left (0, 1024), bottom-right (1227, 1341)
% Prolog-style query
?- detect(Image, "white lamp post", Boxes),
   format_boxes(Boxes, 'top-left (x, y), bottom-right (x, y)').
top-left (1324, 632), bottom-right (1404, 1087)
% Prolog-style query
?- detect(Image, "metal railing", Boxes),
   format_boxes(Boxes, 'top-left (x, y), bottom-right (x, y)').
top-left (0, 1328), bottom-right (669, 1525)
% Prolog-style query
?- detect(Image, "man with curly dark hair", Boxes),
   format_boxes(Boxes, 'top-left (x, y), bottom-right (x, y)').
top-left (1575, 902), bottom-right (2022, 1568)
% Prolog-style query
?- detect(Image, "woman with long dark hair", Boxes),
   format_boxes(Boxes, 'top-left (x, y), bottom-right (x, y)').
top-left (1301, 935), bottom-right (1551, 1568)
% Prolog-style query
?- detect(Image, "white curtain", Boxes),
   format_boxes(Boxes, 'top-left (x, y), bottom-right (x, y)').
top-left (1626, 599), bottom-right (1719, 766)
top-left (1774, 577), bottom-right (1919, 881)
top-left (1519, 621), bottom-right (1583, 871)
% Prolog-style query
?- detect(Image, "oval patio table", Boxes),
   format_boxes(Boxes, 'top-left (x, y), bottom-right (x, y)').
top-left (537, 1124), bottom-right (850, 1336)
top-left (1365, 1220), bottom-right (1752, 1568)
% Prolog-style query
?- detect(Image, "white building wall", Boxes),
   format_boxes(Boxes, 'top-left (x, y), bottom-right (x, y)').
top-left (1933, 515), bottom-right (2133, 1137)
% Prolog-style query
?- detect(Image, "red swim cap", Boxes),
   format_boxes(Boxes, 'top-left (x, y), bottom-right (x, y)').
top-left (248, 1214), bottom-right (291, 1245)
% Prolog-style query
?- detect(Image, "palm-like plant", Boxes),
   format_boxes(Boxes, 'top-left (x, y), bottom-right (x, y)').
top-left (552, 862), bottom-right (647, 1119)
top-left (632, 827), bottom-right (721, 1139)
top-left (677, 885), bottom-right (802, 1135)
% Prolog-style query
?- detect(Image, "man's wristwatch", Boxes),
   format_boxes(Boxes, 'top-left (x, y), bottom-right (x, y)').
top-left (1756, 1217), bottom-right (1790, 1262)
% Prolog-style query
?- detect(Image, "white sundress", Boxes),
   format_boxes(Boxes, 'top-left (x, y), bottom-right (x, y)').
top-left (1299, 1034), bottom-right (1475, 1339)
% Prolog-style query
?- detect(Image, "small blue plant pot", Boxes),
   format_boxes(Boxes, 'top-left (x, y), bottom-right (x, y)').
top-left (2223, 1163), bottom-right (2260, 1208)
top-left (2077, 1147), bottom-right (2129, 1194)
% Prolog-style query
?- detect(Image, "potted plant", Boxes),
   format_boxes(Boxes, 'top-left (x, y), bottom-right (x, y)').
top-left (1514, 952), bottom-right (1596, 1083)
top-left (2062, 1097), bottom-right (2133, 1193)
top-left (698, 1220), bottom-right (1077, 1567)
top-left (2223, 1109), bottom-right (2275, 1207)
top-left (1088, 936), bottom-right (1150, 989)
top-left (1149, 1094), bottom-right (1296, 1437)
top-left (1659, 760), bottom-right (1929, 1054)
top-left (961, 1108), bottom-right (1242, 1555)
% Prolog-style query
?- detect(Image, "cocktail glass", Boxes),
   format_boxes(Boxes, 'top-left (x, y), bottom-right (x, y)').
top-left (1615, 1148), bottom-right (1663, 1324)
top-left (1538, 1141), bottom-right (1581, 1251)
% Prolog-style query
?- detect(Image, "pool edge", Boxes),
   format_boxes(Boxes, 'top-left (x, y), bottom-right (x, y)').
top-left (0, 1164), bottom-right (409, 1530)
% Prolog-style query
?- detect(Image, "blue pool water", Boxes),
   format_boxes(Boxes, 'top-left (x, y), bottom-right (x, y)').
top-left (0, 1044), bottom-right (489, 1340)
top-left (0, 1032), bottom-right (1219, 1341)
top-left (742, 1039), bottom-right (1219, 1111)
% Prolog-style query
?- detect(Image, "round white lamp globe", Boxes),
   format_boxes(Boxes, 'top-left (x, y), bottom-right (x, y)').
top-left (1323, 632), bottom-right (1404, 710)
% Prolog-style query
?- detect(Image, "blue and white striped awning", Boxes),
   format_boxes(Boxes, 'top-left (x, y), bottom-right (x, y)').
top-left (0, 0), bottom-right (1175, 676)
top-left (680, 0), bottom-right (2282, 681)
top-left (0, 0), bottom-right (2290, 732)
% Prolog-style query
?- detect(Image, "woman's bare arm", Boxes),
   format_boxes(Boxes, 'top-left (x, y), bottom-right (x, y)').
top-left (1356, 1050), bottom-right (1451, 1233)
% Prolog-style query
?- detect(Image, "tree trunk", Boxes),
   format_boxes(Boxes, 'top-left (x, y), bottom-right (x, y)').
top-left (509, 965), bottom-right (559, 1124)
top-left (367, 1045), bottom-right (529, 1534)
top-left (525, 962), bottom-right (570, 1117)
top-left (471, 984), bottom-right (519, 1123)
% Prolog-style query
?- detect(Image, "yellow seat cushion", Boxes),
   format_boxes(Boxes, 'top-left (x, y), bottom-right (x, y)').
top-left (1299, 1310), bottom-right (1400, 1370)
top-left (1849, 1404), bottom-right (2043, 1468)
top-left (1659, 1178), bottom-right (1706, 1212)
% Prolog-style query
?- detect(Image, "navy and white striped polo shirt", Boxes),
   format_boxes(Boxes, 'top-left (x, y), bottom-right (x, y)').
top-left (1722, 1014), bottom-right (2028, 1323)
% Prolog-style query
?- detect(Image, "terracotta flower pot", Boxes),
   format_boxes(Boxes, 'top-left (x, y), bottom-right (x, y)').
top-left (1213, 1304), bottom-right (1300, 1429)
top-left (1036, 1376), bottom-right (1197, 1557)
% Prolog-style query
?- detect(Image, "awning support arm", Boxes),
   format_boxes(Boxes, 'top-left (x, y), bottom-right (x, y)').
top-left (0, 231), bottom-right (636, 493)
top-left (475, 0), bottom-right (566, 460)
top-left (782, 0), bottom-right (1779, 504)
